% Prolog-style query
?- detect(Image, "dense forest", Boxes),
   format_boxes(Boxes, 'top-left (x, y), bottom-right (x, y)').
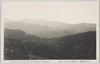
top-left (4, 29), bottom-right (96, 60)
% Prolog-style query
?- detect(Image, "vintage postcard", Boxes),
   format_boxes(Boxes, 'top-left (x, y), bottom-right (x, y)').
top-left (1, 1), bottom-right (99, 63)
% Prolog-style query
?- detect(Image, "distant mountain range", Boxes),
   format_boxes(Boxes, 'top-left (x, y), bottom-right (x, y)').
top-left (4, 19), bottom-right (96, 38)
top-left (4, 28), bottom-right (96, 59)
top-left (4, 19), bottom-right (96, 59)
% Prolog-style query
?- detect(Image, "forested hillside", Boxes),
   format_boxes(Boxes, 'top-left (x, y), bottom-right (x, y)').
top-left (4, 29), bottom-right (96, 60)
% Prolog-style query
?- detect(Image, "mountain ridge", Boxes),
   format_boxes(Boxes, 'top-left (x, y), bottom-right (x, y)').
top-left (4, 19), bottom-right (96, 38)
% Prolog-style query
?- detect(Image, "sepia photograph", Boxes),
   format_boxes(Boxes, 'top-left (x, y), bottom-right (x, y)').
top-left (1, 1), bottom-right (99, 63)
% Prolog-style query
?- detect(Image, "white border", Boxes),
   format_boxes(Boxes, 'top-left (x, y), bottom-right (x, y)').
top-left (1, 1), bottom-right (99, 63)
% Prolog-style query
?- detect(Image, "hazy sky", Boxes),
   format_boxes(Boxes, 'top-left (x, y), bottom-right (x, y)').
top-left (2, 1), bottom-right (99, 24)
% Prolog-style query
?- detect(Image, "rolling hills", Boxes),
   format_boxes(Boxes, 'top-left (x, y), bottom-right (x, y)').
top-left (4, 19), bottom-right (96, 38)
top-left (4, 29), bottom-right (96, 59)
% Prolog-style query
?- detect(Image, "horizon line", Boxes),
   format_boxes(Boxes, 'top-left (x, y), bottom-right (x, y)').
top-left (4, 18), bottom-right (96, 24)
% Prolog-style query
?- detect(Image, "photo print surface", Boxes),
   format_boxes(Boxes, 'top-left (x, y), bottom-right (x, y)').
top-left (1, 1), bottom-right (99, 63)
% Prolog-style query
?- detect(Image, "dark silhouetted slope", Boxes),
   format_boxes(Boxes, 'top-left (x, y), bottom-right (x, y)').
top-left (4, 29), bottom-right (96, 60)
